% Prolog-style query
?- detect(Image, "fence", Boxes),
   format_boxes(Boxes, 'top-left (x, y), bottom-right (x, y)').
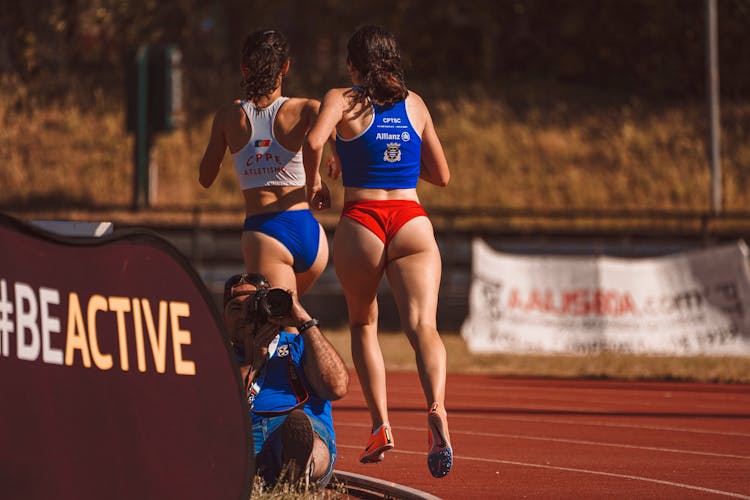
top-left (6, 204), bottom-right (750, 329)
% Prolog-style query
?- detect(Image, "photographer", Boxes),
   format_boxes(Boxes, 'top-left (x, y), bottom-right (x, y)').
top-left (223, 273), bottom-right (349, 489)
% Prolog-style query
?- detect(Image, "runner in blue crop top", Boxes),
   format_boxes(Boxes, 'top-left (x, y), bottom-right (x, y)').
top-left (304, 25), bottom-right (454, 478)
top-left (335, 98), bottom-right (422, 189)
top-left (199, 29), bottom-right (332, 298)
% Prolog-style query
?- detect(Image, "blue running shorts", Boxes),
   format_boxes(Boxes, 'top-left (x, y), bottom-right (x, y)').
top-left (242, 209), bottom-right (321, 273)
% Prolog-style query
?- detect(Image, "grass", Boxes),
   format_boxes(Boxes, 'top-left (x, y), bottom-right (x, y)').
top-left (3, 76), bottom-right (750, 215)
top-left (325, 330), bottom-right (750, 384)
top-left (249, 473), bottom-right (347, 499)
top-left (420, 94), bottom-right (750, 211)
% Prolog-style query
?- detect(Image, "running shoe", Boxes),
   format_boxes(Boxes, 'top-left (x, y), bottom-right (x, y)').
top-left (359, 423), bottom-right (394, 463)
top-left (281, 409), bottom-right (315, 488)
top-left (427, 402), bottom-right (453, 478)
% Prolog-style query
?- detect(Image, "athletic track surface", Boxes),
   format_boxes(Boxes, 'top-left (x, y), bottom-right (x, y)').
top-left (331, 371), bottom-right (750, 499)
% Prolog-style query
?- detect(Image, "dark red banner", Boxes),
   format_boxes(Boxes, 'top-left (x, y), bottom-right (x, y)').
top-left (0, 213), bottom-right (252, 500)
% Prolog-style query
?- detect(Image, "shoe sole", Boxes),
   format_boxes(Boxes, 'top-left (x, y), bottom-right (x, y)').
top-left (427, 411), bottom-right (453, 478)
top-left (281, 410), bottom-right (315, 486)
top-left (360, 446), bottom-right (392, 463)
top-left (359, 426), bottom-right (394, 464)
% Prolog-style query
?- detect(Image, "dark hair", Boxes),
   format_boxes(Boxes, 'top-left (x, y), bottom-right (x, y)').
top-left (346, 25), bottom-right (407, 108)
top-left (240, 29), bottom-right (290, 102)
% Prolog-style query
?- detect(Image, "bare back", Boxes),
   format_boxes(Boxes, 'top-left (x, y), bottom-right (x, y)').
top-left (199, 95), bottom-right (320, 215)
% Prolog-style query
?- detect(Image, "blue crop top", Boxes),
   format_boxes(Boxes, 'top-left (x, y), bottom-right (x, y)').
top-left (336, 96), bottom-right (422, 189)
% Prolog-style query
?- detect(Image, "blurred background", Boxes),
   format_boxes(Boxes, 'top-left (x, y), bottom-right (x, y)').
top-left (2, 0), bottom-right (750, 329)
top-left (3, 0), bottom-right (750, 209)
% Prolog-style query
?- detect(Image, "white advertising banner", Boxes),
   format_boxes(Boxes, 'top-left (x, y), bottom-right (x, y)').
top-left (460, 239), bottom-right (750, 355)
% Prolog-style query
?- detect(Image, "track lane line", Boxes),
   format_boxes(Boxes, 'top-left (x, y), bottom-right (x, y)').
top-left (336, 445), bottom-right (750, 499)
top-left (445, 413), bottom-right (750, 438)
top-left (336, 422), bottom-right (750, 459)
top-left (346, 385), bottom-right (750, 412)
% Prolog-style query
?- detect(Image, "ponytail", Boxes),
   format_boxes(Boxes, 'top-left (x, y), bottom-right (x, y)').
top-left (240, 29), bottom-right (290, 102)
top-left (346, 25), bottom-right (407, 108)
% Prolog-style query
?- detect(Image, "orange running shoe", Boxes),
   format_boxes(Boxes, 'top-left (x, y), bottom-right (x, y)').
top-left (427, 402), bottom-right (453, 478)
top-left (359, 423), bottom-right (394, 463)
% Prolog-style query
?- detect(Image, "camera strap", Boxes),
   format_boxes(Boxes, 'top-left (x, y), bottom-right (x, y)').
top-left (248, 339), bottom-right (309, 417)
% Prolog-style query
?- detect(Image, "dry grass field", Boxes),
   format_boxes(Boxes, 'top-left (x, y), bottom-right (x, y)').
top-left (3, 77), bottom-right (750, 215)
top-left (324, 330), bottom-right (750, 384)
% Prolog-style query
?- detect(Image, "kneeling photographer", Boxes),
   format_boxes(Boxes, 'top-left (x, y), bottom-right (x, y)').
top-left (223, 273), bottom-right (349, 490)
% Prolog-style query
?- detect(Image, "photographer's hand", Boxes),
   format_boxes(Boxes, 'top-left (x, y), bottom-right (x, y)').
top-left (268, 290), bottom-right (349, 401)
top-left (239, 320), bottom-right (282, 388)
top-left (243, 321), bottom-right (281, 368)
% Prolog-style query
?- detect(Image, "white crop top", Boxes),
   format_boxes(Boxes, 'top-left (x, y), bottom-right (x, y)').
top-left (232, 97), bottom-right (305, 190)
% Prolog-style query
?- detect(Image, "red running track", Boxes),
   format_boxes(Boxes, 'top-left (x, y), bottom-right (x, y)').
top-left (332, 371), bottom-right (750, 499)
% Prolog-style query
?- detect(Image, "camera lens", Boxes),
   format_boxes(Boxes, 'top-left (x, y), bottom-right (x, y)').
top-left (264, 288), bottom-right (293, 318)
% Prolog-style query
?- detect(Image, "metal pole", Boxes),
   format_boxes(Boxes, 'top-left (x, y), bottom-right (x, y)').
top-left (706, 0), bottom-right (721, 213)
top-left (133, 45), bottom-right (150, 210)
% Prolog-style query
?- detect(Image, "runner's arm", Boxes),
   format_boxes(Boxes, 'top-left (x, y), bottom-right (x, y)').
top-left (418, 106), bottom-right (450, 187)
top-left (304, 90), bottom-right (345, 203)
top-left (198, 108), bottom-right (228, 188)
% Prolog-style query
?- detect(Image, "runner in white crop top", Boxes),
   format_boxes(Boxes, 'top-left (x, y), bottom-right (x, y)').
top-left (232, 97), bottom-right (306, 190)
top-left (199, 29), bottom-right (334, 297)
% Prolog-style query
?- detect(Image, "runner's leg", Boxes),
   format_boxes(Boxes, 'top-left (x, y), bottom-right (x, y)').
top-left (295, 223), bottom-right (329, 295)
top-left (385, 217), bottom-right (447, 424)
top-left (333, 217), bottom-right (388, 429)
top-left (242, 228), bottom-right (327, 296)
top-left (242, 231), bottom-right (298, 292)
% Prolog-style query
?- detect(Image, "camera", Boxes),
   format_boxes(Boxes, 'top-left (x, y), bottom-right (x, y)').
top-left (246, 287), bottom-right (293, 322)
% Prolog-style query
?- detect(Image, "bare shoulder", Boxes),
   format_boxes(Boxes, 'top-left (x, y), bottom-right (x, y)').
top-left (215, 100), bottom-right (245, 122)
top-left (280, 97), bottom-right (321, 123)
top-left (300, 97), bottom-right (323, 114)
top-left (323, 87), bottom-right (351, 103)
top-left (277, 96), bottom-right (313, 111)
top-left (406, 89), bottom-right (427, 106)
top-left (406, 90), bottom-right (431, 115)
top-left (405, 89), bottom-right (432, 130)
